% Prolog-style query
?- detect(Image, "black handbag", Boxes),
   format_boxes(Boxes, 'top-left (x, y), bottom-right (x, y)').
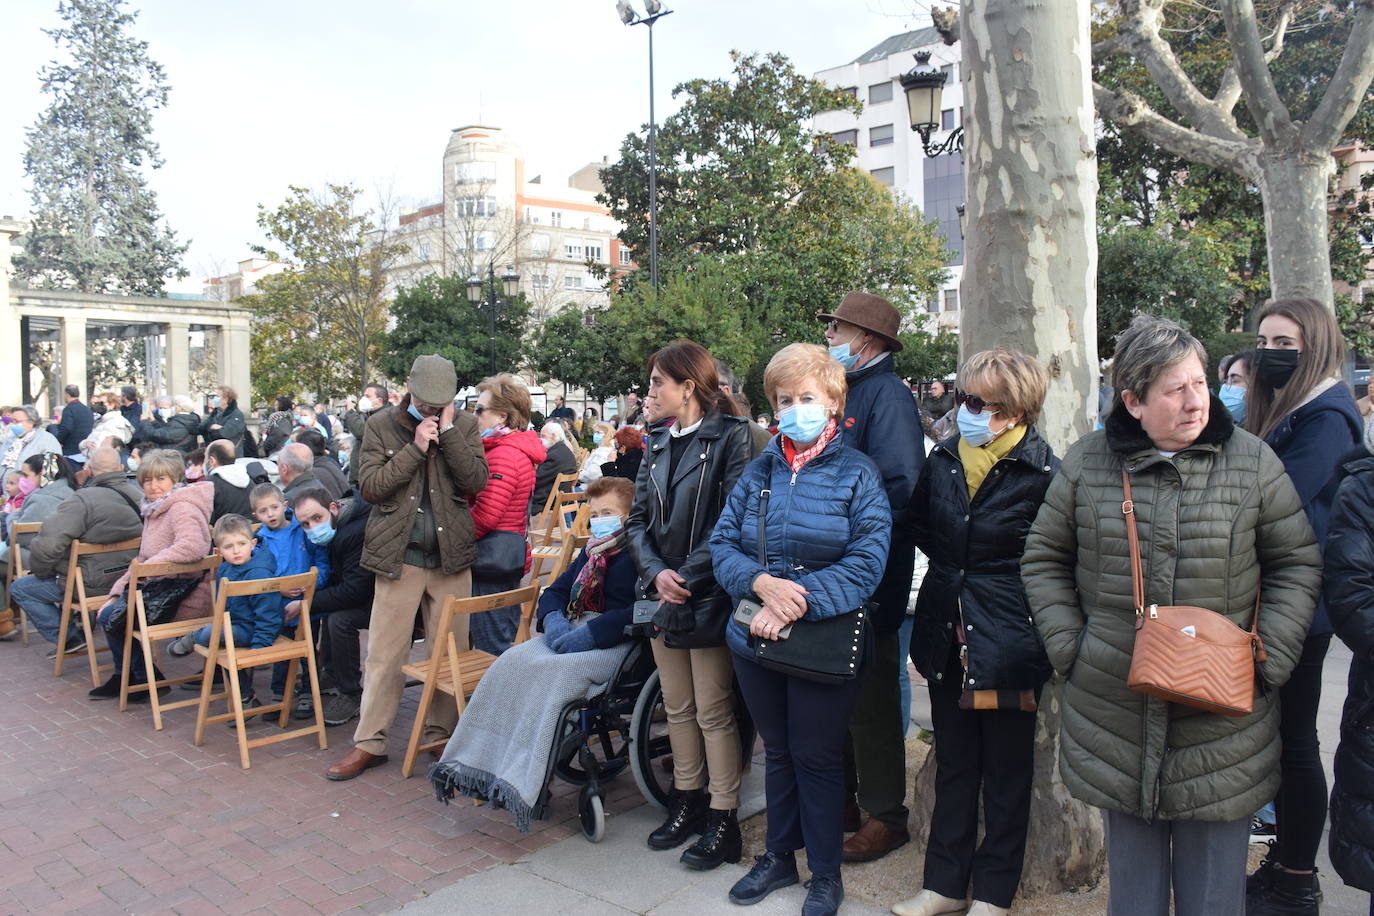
top-left (103, 574), bottom-right (204, 629)
top-left (472, 530), bottom-right (527, 579)
top-left (741, 487), bottom-right (870, 684)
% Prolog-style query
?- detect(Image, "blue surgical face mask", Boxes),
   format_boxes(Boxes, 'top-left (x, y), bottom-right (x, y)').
top-left (592, 432), bottom-right (603, 445)
top-left (956, 404), bottom-right (1012, 448)
top-left (305, 519), bottom-right (336, 546)
top-left (778, 403), bottom-right (831, 443)
top-left (589, 515), bottom-right (623, 539)
top-left (480, 425), bottom-right (503, 439)
top-left (1219, 384), bottom-right (1246, 423)
top-left (407, 403), bottom-right (424, 423)
top-left (828, 331), bottom-right (864, 371)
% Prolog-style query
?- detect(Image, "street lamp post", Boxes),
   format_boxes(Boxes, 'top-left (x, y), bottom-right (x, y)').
top-left (897, 50), bottom-right (964, 158)
top-left (615, 0), bottom-right (672, 293)
top-left (465, 264), bottom-right (521, 376)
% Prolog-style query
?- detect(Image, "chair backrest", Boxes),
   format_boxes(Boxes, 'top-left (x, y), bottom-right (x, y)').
top-left (206, 568), bottom-right (318, 658)
top-left (546, 532), bottom-right (590, 587)
top-left (8, 521), bottom-right (43, 581)
top-left (437, 582), bottom-right (542, 652)
top-left (127, 554), bottom-right (220, 631)
top-left (540, 470), bottom-right (580, 517)
top-left (535, 489), bottom-right (589, 547)
top-left (63, 535), bottom-right (143, 606)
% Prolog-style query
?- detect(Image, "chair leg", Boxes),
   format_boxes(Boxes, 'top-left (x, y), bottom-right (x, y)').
top-left (193, 660), bottom-right (216, 747)
top-left (53, 600), bottom-right (74, 677)
top-left (278, 658), bottom-right (299, 728)
top-left (81, 608), bottom-right (104, 687)
top-left (401, 676), bottom-right (441, 779)
top-left (142, 636), bottom-right (164, 730)
top-left (227, 663), bottom-right (251, 770)
top-left (19, 607), bottom-right (29, 647)
top-left (118, 624), bottom-right (134, 711)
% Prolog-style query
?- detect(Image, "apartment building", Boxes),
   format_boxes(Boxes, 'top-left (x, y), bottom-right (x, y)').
top-left (814, 28), bottom-right (964, 334)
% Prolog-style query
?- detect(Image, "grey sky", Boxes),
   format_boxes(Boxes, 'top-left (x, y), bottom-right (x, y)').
top-left (2, 0), bottom-right (925, 292)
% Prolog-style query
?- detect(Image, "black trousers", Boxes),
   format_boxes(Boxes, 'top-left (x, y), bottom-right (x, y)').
top-left (1272, 632), bottom-right (1332, 872)
top-left (321, 605), bottom-right (371, 696)
top-left (924, 655), bottom-right (1038, 909)
top-left (733, 651), bottom-right (864, 880)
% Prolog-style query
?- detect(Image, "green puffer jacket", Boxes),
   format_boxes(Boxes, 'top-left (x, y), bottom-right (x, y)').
top-left (1021, 400), bottom-right (1322, 822)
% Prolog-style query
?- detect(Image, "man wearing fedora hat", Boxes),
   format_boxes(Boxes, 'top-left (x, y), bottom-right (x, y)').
top-left (326, 354), bottom-right (489, 781)
top-left (818, 290), bottom-right (925, 862)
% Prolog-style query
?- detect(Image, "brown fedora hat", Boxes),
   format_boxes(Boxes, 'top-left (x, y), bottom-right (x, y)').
top-left (816, 291), bottom-right (904, 352)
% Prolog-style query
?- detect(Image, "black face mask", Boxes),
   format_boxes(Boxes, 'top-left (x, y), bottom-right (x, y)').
top-left (1256, 348), bottom-right (1301, 390)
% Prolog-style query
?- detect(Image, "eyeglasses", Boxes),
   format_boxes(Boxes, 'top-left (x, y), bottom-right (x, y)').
top-left (473, 405), bottom-right (487, 415)
top-left (955, 389), bottom-right (1001, 415)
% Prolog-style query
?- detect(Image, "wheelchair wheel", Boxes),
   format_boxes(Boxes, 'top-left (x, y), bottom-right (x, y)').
top-left (554, 716), bottom-right (630, 786)
top-left (578, 786), bottom-right (606, 843)
top-left (629, 670), bottom-right (672, 809)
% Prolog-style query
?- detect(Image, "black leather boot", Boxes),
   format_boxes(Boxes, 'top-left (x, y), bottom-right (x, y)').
top-left (679, 807), bottom-right (741, 869)
top-left (647, 788), bottom-right (707, 850)
top-left (1246, 865), bottom-right (1322, 916)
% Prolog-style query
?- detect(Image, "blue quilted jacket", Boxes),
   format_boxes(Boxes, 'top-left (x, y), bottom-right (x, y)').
top-left (710, 429), bottom-right (892, 660)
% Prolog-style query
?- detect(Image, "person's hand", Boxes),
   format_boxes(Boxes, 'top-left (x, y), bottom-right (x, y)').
top-left (750, 604), bottom-right (791, 641)
top-left (414, 415), bottom-right (439, 451)
top-left (280, 586), bottom-right (305, 598)
top-left (653, 569), bottom-right (692, 605)
top-left (209, 423), bottom-right (222, 431)
top-left (752, 574), bottom-right (809, 622)
top-left (283, 600), bottom-right (302, 623)
top-left (439, 403), bottom-right (455, 429)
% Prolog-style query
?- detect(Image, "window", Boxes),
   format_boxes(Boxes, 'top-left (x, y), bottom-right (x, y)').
top-left (550, 211), bottom-right (562, 227)
top-left (531, 274), bottom-right (551, 291)
top-left (619, 247), bottom-right (633, 266)
top-left (926, 298), bottom-right (939, 314)
top-left (565, 273), bottom-right (583, 290)
top-left (564, 240), bottom-right (584, 260)
top-left (924, 152), bottom-right (965, 265)
top-left (455, 196), bottom-right (497, 218)
top-left (869, 124), bottom-right (894, 147)
top-left (941, 109), bottom-right (956, 131)
top-left (944, 288), bottom-right (959, 312)
top-left (474, 233), bottom-right (492, 252)
top-left (454, 161), bottom-right (496, 184)
top-left (940, 63), bottom-right (955, 83)
top-left (870, 166), bottom-right (895, 186)
top-left (868, 81), bottom-right (893, 104)
top-left (416, 242), bottom-right (431, 261)
top-left (841, 86), bottom-right (858, 98)
top-left (831, 129), bottom-right (858, 147)
top-left (584, 241), bottom-right (603, 262)
top-left (530, 233), bottom-right (550, 257)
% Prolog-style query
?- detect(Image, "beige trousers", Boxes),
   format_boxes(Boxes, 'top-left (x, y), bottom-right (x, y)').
top-left (650, 637), bottom-right (741, 810)
top-left (353, 564), bottom-right (472, 756)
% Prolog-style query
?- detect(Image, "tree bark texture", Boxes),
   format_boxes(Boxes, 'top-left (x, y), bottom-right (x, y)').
top-left (1258, 149), bottom-right (1337, 305)
top-left (959, 0), bottom-right (1100, 450)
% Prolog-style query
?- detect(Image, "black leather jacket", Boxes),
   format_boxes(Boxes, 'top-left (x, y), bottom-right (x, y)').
top-left (627, 410), bottom-right (755, 648)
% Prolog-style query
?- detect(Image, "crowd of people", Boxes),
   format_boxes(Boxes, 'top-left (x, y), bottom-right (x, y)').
top-left (4, 291), bottom-right (1374, 916)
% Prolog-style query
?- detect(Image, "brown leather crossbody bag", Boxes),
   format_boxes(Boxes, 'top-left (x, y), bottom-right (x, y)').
top-left (1121, 470), bottom-right (1266, 717)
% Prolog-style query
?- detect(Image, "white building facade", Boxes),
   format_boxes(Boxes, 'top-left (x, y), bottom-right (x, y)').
top-left (814, 28), bottom-right (964, 333)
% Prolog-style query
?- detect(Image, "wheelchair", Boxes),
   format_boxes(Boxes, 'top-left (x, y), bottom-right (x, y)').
top-left (537, 623), bottom-right (756, 842)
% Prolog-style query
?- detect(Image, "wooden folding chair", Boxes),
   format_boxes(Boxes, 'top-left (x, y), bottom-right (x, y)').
top-left (530, 502), bottom-right (590, 584)
top-left (54, 537), bottom-right (142, 684)
top-left (399, 583), bottom-right (542, 778)
top-left (192, 570), bottom-right (327, 769)
top-left (531, 472), bottom-right (580, 546)
top-left (530, 489), bottom-right (589, 562)
top-left (119, 555), bottom-right (222, 729)
top-left (7, 521), bottom-right (42, 646)
top-left (516, 533), bottom-right (589, 645)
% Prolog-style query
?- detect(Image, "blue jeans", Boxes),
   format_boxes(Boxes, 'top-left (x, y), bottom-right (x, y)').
top-left (194, 622), bottom-right (256, 698)
top-left (98, 597), bottom-right (145, 681)
top-left (10, 575), bottom-right (66, 645)
top-left (898, 615), bottom-right (914, 738)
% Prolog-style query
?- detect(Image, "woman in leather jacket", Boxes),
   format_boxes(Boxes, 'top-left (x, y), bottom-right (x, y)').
top-left (626, 339), bottom-right (755, 871)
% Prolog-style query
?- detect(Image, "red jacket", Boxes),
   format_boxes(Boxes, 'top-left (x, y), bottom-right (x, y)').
top-left (470, 429), bottom-right (546, 540)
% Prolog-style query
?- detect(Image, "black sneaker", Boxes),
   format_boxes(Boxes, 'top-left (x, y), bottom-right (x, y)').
top-left (728, 852), bottom-right (798, 905)
top-left (88, 673), bottom-right (122, 699)
top-left (801, 875), bottom-right (844, 916)
top-left (1250, 815), bottom-right (1277, 844)
top-left (293, 692), bottom-right (315, 721)
top-left (321, 692), bottom-right (361, 727)
top-left (45, 635), bottom-right (86, 660)
top-left (227, 695), bottom-right (264, 727)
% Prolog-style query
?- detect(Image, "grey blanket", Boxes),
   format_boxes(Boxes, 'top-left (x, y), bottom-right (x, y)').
top-left (429, 634), bottom-right (633, 832)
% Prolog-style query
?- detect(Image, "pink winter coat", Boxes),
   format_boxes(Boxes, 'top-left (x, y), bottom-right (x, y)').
top-left (104, 481), bottom-right (214, 619)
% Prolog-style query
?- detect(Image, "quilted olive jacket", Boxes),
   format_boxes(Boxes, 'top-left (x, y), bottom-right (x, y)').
top-left (1021, 399), bottom-right (1322, 822)
top-left (357, 398), bottom-right (488, 579)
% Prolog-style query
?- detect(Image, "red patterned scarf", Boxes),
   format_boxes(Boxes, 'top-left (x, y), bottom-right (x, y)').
top-left (566, 530), bottom-right (627, 621)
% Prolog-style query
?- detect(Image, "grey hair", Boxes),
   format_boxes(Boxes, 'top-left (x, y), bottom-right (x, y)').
top-left (172, 394), bottom-right (196, 413)
top-left (12, 405), bottom-right (38, 423)
top-left (1111, 314), bottom-right (1208, 406)
top-left (277, 443), bottom-right (314, 475)
top-left (156, 394), bottom-right (174, 409)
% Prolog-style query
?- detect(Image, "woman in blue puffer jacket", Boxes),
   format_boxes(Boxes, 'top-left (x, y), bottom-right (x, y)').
top-left (710, 343), bottom-right (891, 916)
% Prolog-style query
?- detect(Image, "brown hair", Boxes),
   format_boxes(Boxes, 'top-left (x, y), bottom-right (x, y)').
top-left (956, 349), bottom-right (1051, 425)
top-left (213, 514), bottom-right (255, 544)
top-left (1246, 298), bottom-right (1348, 441)
top-left (476, 373), bottom-right (532, 431)
top-left (586, 476), bottom-right (634, 506)
top-left (646, 340), bottom-right (739, 417)
top-left (217, 386), bottom-right (238, 403)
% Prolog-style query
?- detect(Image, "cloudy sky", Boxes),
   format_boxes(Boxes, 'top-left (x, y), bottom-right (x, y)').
top-left (1, 0), bottom-right (932, 292)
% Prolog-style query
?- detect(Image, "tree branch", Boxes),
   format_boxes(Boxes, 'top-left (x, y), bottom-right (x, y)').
top-left (1219, 0), bottom-right (1296, 145)
top-left (1264, 2), bottom-right (1295, 63)
top-left (1303, 1), bottom-right (1374, 153)
top-left (1115, 0), bottom-right (1246, 141)
top-left (1094, 83), bottom-right (1259, 178)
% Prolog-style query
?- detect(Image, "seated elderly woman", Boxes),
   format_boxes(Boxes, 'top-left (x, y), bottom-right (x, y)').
top-left (1021, 314), bottom-right (1323, 916)
top-left (90, 448), bottom-right (214, 701)
top-left (82, 392), bottom-right (135, 459)
top-left (430, 476), bottom-right (639, 831)
top-left (577, 421), bottom-right (617, 485)
top-left (709, 343), bottom-right (892, 916)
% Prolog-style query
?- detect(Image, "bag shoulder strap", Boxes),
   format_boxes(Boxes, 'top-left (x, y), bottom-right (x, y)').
top-left (756, 488), bottom-right (770, 567)
top-left (95, 479), bottom-right (143, 521)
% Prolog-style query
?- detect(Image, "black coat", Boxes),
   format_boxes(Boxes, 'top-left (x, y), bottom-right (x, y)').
top-left (627, 410), bottom-right (755, 648)
top-left (143, 413), bottom-right (202, 454)
top-left (910, 426), bottom-right (1059, 691)
top-left (530, 441), bottom-right (577, 514)
top-left (1324, 450), bottom-right (1374, 891)
top-left (199, 401), bottom-right (247, 455)
top-left (50, 400), bottom-right (93, 455)
top-left (600, 447), bottom-right (643, 482)
top-left (311, 498), bottom-right (375, 616)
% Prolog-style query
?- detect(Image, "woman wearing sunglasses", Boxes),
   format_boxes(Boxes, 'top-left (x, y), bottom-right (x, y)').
top-left (894, 350), bottom-right (1058, 916)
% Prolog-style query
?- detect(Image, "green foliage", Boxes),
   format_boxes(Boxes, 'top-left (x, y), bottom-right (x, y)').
top-left (247, 184), bottom-right (403, 400)
top-left (894, 329), bottom-right (961, 384)
top-left (17, 0), bottom-right (186, 294)
top-left (381, 275), bottom-right (531, 391)
top-left (1097, 225), bottom-right (1237, 353)
top-left (527, 304), bottom-right (640, 403)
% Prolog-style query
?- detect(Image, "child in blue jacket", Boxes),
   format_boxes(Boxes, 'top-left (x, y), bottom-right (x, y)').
top-left (167, 514), bottom-right (279, 704)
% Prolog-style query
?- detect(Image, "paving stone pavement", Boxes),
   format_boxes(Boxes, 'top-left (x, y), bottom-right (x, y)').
top-left (0, 630), bottom-right (645, 915)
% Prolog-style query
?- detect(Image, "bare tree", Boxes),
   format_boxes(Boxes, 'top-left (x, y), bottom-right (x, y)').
top-left (1093, 0), bottom-right (1374, 307)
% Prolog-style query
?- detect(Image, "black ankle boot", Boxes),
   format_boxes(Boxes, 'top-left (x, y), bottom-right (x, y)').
top-left (647, 788), bottom-right (707, 850)
top-left (680, 807), bottom-right (741, 870)
top-left (1246, 864), bottom-right (1322, 916)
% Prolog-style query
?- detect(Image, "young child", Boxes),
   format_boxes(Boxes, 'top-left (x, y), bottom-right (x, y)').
top-left (247, 482), bottom-right (329, 701)
top-left (1, 470), bottom-right (26, 539)
top-left (167, 514), bottom-right (279, 707)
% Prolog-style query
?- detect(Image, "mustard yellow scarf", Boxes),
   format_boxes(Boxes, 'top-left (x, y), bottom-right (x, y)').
top-left (958, 423), bottom-right (1027, 499)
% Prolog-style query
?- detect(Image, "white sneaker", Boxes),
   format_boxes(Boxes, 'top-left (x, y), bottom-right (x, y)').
top-left (966, 903), bottom-right (1009, 916)
top-left (891, 889), bottom-right (967, 916)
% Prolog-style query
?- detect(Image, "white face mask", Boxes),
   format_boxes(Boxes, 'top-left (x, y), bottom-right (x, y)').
top-left (357, 396), bottom-right (374, 412)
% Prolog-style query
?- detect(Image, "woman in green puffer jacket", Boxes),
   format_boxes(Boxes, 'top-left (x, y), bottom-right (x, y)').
top-left (1021, 315), bottom-right (1323, 916)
